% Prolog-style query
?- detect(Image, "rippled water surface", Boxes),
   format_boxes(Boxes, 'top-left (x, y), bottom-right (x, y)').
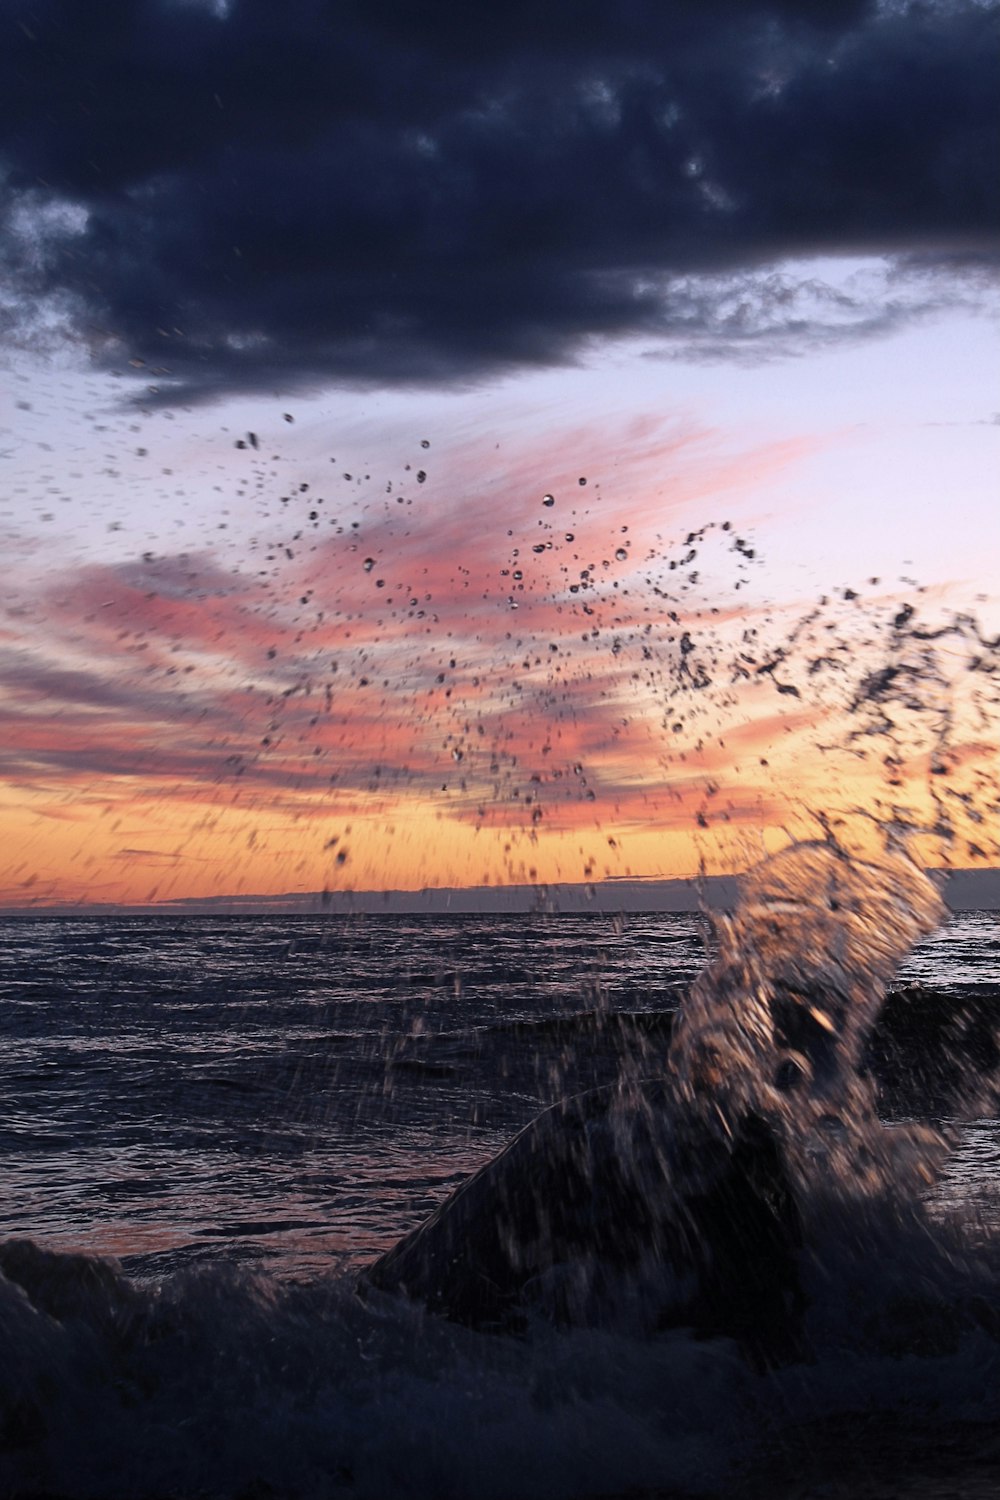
top-left (1, 907), bottom-right (997, 1279)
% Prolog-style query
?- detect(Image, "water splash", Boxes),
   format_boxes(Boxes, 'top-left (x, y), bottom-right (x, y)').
top-left (7, 414), bottom-right (1000, 1490)
top-left (363, 839), bottom-right (999, 1361)
top-left (671, 840), bottom-right (950, 1215)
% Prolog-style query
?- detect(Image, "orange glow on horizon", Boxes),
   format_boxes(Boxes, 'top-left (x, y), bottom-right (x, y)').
top-left (4, 402), bottom-right (998, 908)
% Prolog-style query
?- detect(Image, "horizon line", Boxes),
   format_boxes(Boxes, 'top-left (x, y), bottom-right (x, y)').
top-left (2, 866), bottom-right (999, 917)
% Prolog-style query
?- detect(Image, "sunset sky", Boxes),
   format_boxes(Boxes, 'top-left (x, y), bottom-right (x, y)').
top-left (1, 0), bottom-right (998, 907)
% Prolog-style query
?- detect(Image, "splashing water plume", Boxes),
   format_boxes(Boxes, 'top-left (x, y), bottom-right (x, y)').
top-left (4, 417), bottom-right (1000, 1497)
top-left (673, 843), bottom-right (951, 1233)
top-left (362, 842), bottom-right (983, 1356)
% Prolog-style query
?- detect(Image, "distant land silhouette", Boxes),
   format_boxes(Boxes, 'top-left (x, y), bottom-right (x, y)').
top-left (8, 867), bottom-right (1000, 916)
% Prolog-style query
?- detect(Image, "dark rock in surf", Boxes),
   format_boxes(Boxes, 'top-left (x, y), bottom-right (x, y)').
top-left (361, 1078), bottom-right (803, 1363)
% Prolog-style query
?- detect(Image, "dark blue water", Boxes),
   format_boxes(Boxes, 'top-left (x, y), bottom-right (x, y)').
top-left (2, 901), bottom-right (1000, 1498)
top-left (0, 912), bottom-right (709, 1277)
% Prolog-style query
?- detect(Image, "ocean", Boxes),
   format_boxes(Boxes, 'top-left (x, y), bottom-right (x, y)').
top-left (2, 862), bottom-right (1000, 1499)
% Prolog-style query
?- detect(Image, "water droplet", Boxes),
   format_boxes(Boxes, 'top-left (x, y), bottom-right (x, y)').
top-left (542, 494), bottom-right (555, 507)
top-left (615, 547), bottom-right (628, 562)
top-left (363, 558), bottom-right (375, 572)
top-left (578, 476), bottom-right (587, 486)
top-left (421, 439), bottom-right (430, 448)
top-left (416, 470), bottom-right (427, 483)
top-left (565, 533), bottom-right (575, 542)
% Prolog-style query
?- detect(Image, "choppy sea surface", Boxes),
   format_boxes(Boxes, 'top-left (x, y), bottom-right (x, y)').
top-left (2, 897), bottom-right (1000, 1499)
top-left (0, 911), bottom-right (713, 1278)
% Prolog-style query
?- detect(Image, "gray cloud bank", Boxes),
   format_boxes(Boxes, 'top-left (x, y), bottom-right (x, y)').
top-left (1, 0), bottom-right (997, 400)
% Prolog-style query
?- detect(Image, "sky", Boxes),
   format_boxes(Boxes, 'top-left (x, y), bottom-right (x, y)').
top-left (1, 0), bottom-right (998, 908)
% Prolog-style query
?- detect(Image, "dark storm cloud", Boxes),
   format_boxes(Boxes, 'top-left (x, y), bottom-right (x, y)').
top-left (1, 0), bottom-right (996, 399)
